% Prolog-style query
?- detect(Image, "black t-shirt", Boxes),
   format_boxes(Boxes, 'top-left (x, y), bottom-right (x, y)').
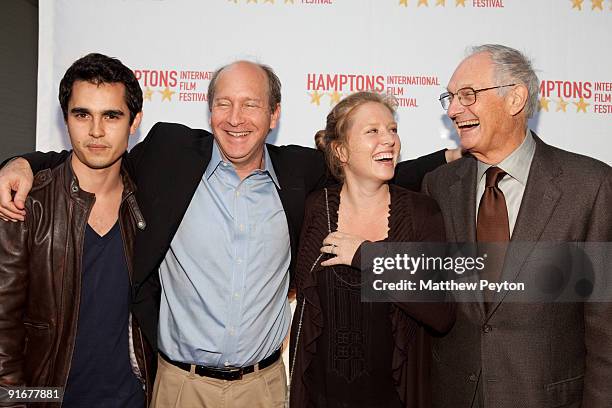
top-left (63, 222), bottom-right (144, 407)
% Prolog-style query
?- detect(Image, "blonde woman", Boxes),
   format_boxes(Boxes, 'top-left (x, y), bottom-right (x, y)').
top-left (290, 92), bottom-right (455, 408)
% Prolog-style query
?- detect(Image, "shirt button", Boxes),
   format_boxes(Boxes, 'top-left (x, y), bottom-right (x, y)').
top-left (468, 373), bottom-right (478, 382)
top-left (236, 258), bottom-right (242, 264)
top-left (483, 324), bottom-right (492, 333)
top-left (239, 224), bottom-right (245, 231)
top-left (224, 361), bottom-right (230, 367)
top-left (234, 293), bottom-right (239, 298)
top-left (235, 190), bottom-right (240, 197)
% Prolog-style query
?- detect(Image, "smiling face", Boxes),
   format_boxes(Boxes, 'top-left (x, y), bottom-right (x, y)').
top-left (446, 52), bottom-right (515, 161)
top-left (339, 101), bottom-right (400, 186)
top-left (209, 62), bottom-right (280, 174)
top-left (67, 80), bottom-right (141, 172)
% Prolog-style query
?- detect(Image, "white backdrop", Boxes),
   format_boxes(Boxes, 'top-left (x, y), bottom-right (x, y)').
top-left (37, 0), bottom-right (612, 164)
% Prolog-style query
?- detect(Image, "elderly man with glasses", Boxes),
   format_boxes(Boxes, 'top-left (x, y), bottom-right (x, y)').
top-left (423, 44), bottom-right (612, 408)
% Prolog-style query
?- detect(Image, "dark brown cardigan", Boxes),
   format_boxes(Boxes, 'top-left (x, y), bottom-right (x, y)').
top-left (290, 184), bottom-right (455, 408)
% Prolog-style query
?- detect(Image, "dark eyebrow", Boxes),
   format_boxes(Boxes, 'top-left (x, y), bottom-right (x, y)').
top-left (69, 108), bottom-right (125, 117)
top-left (70, 107), bottom-right (90, 115)
top-left (103, 109), bottom-right (125, 117)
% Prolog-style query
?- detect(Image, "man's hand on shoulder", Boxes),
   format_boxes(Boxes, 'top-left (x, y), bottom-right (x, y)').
top-left (445, 147), bottom-right (463, 163)
top-left (0, 158), bottom-right (33, 222)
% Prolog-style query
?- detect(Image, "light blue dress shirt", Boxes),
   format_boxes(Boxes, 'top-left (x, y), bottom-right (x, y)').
top-left (158, 141), bottom-right (292, 367)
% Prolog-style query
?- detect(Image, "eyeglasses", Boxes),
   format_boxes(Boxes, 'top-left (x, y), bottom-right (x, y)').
top-left (438, 84), bottom-right (516, 110)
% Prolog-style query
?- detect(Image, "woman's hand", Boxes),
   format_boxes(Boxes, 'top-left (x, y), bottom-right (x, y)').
top-left (320, 231), bottom-right (366, 267)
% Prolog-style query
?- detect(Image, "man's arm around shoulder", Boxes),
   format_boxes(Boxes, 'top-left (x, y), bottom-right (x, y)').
top-left (0, 121), bottom-right (181, 221)
top-left (394, 148), bottom-right (460, 192)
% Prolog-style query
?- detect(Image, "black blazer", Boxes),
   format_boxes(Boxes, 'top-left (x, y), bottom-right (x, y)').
top-left (21, 121), bottom-right (447, 356)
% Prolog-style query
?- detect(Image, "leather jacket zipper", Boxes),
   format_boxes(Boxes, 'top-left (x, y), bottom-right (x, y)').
top-left (61, 195), bottom-right (95, 401)
top-left (119, 193), bottom-right (149, 398)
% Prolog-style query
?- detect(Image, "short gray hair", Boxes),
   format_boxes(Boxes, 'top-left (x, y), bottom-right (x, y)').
top-left (468, 44), bottom-right (539, 118)
top-left (207, 61), bottom-right (281, 113)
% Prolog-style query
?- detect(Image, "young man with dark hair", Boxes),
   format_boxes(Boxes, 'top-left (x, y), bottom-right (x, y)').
top-left (0, 53), bottom-right (153, 407)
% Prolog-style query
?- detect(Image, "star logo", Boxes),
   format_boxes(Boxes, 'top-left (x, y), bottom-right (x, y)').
top-left (329, 91), bottom-right (342, 105)
top-left (556, 97), bottom-right (569, 112)
top-left (456, 0), bottom-right (466, 6)
top-left (591, 0), bottom-right (603, 9)
top-left (143, 87), bottom-right (154, 101)
top-left (436, 0), bottom-right (446, 5)
top-left (539, 97), bottom-right (550, 112)
top-left (310, 91), bottom-right (323, 106)
top-left (571, 0), bottom-right (583, 10)
top-left (418, 0), bottom-right (429, 6)
top-left (573, 97), bottom-right (590, 113)
top-left (399, 0), bottom-right (408, 6)
top-left (159, 87), bottom-right (175, 102)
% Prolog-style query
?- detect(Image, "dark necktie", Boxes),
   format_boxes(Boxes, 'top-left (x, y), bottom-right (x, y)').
top-left (477, 167), bottom-right (510, 242)
top-left (477, 166), bottom-right (510, 305)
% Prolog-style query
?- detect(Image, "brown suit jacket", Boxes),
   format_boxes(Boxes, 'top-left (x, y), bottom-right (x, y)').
top-left (422, 133), bottom-right (612, 408)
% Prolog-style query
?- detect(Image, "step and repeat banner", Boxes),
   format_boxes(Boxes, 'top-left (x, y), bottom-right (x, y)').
top-left (37, 0), bottom-right (611, 164)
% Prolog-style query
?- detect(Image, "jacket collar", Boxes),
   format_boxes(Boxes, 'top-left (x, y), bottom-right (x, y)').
top-left (57, 153), bottom-right (145, 230)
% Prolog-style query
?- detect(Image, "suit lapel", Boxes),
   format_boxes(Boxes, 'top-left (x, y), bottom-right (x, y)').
top-left (171, 136), bottom-right (213, 219)
top-left (155, 135), bottom-right (213, 267)
top-left (134, 130), bottom-right (213, 291)
top-left (449, 158), bottom-right (486, 319)
top-left (450, 158), bottom-right (478, 243)
top-left (509, 136), bottom-right (562, 244)
top-left (267, 145), bottom-right (305, 263)
top-left (488, 135), bottom-right (562, 317)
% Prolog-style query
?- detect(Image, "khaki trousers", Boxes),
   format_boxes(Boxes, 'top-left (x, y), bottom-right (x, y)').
top-left (150, 354), bottom-right (287, 408)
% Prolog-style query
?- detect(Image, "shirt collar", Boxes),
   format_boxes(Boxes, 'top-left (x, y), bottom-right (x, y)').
top-left (477, 128), bottom-right (536, 186)
top-left (205, 140), bottom-right (281, 189)
top-left (261, 145), bottom-right (281, 189)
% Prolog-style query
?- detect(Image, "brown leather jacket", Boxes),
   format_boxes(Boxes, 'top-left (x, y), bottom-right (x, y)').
top-left (0, 159), bottom-right (153, 407)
